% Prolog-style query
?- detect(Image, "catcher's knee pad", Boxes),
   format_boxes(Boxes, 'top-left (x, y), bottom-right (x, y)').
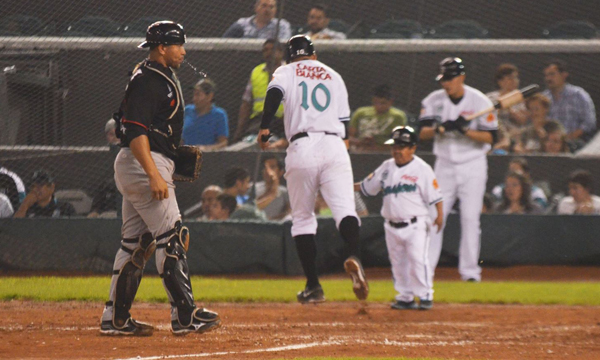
top-left (156, 222), bottom-right (195, 323)
top-left (110, 232), bottom-right (156, 323)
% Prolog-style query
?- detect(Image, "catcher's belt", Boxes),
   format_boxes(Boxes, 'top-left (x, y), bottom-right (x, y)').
top-left (173, 145), bottom-right (202, 182)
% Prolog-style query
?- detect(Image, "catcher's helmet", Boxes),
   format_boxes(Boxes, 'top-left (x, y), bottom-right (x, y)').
top-left (138, 21), bottom-right (186, 49)
top-left (384, 126), bottom-right (418, 146)
top-left (286, 35), bottom-right (314, 63)
top-left (435, 57), bottom-right (465, 82)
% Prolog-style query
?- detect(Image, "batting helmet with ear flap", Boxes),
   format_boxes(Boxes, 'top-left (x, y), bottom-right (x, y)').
top-left (436, 57), bottom-right (465, 82)
top-left (286, 35), bottom-right (314, 63)
top-left (138, 21), bottom-right (186, 49)
top-left (384, 126), bottom-right (418, 146)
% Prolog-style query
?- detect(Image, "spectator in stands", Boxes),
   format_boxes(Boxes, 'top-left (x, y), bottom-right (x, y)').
top-left (514, 93), bottom-right (556, 153)
top-left (481, 192), bottom-right (495, 214)
top-left (104, 118), bottom-right (121, 152)
top-left (349, 84), bottom-right (407, 152)
top-left (255, 154), bottom-right (291, 220)
top-left (491, 157), bottom-right (549, 209)
top-left (88, 119), bottom-right (122, 218)
top-left (495, 171), bottom-right (543, 214)
top-left (303, 4), bottom-right (346, 40)
top-left (182, 78), bottom-right (229, 150)
top-left (542, 59), bottom-right (596, 146)
top-left (558, 170), bottom-right (600, 215)
top-left (223, 0), bottom-right (291, 41)
top-left (541, 121), bottom-right (571, 154)
top-left (87, 178), bottom-right (120, 218)
top-left (182, 185), bottom-right (223, 220)
top-left (223, 167), bottom-right (252, 205)
top-left (233, 39), bottom-right (286, 147)
top-left (0, 166), bottom-right (26, 211)
top-left (209, 193), bottom-right (238, 220)
top-left (486, 63), bottom-right (529, 142)
top-left (0, 193), bottom-right (14, 218)
top-left (13, 170), bottom-right (75, 218)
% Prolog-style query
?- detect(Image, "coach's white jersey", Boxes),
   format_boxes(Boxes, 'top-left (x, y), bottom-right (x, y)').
top-left (421, 85), bottom-right (498, 163)
top-left (360, 156), bottom-right (442, 221)
top-left (268, 59), bottom-right (350, 140)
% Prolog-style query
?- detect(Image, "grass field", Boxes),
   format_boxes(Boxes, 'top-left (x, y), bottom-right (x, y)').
top-left (1, 276), bottom-right (600, 305)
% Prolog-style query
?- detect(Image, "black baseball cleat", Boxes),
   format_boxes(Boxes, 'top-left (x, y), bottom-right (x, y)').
top-left (391, 300), bottom-right (418, 310)
top-left (171, 308), bottom-right (221, 336)
top-left (419, 299), bottom-right (434, 310)
top-left (297, 285), bottom-right (326, 304)
top-left (344, 256), bottom-right (369, 300)
top-left (100, 317), bottom-right (154, 336)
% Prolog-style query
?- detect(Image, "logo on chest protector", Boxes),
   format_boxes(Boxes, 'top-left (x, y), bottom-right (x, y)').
top-left (383, 182), bottom-right (417, 196)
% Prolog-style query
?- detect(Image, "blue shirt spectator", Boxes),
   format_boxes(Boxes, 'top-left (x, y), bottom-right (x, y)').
top-left (223, 0), bottom-right (291, 41)
top-left (542, 59), bottom-right (596, 143)
top-left (183, 105), bottom-right (229, 146)
top-left (182, 78), bottom-right (229, 150)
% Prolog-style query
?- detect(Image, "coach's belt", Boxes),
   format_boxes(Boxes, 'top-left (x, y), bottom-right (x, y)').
top-left (290, 132), bottom-right (338, 142)
top-left (388, 217), bottom-right (417, 229)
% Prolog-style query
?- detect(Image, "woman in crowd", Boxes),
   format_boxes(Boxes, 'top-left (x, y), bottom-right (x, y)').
top-left (495, 171), bottom-right (543, 214)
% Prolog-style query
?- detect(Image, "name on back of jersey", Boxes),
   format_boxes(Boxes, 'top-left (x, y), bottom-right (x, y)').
top-left (296, 63), bottom-right (332, 80)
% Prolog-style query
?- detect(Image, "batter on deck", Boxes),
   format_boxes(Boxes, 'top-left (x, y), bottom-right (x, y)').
top-left (100, 21), bottom-right (220, 336)
top-left (419, 57), bottom-right (498, 282)
top-left (356, 126), bottom-right (443, 310)
top-left (258, 35), bottom-right (368, 303)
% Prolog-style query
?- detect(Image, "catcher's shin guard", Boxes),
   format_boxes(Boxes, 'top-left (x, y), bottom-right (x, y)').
top-left (156, 222), bottom-right (196, 322)
top-left (102, 232), bottom-right (156, 329)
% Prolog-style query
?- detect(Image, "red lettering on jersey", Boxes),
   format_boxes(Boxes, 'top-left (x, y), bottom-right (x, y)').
top-left (401, 175), bottom-right (418, 183)
top-left (295, 64), bottom-right (332, 80)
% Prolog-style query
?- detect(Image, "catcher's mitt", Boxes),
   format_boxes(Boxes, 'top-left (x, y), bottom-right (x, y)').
top-left (173, 145), bottom-right (202, 182)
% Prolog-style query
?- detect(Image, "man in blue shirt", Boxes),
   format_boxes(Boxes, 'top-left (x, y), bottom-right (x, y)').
top-left (182, 78), bottom-right (229, 150)
top-left (542, 59), bottom-right (596, 144)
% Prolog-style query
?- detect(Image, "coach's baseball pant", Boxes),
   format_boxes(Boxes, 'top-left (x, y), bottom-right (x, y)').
top-left (429, 156), bottom-right (487, 281)
top-left (285, 133), bottom-right (359, 237)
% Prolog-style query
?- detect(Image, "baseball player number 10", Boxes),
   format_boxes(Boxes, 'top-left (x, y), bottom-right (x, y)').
top-left (299, 82), bottom-right (331, 112)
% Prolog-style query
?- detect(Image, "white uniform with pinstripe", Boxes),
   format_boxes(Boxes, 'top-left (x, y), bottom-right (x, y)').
top-left (268, 59), bottom-right (357, 236)
top-left (360, 156), bottom-right (442, 302)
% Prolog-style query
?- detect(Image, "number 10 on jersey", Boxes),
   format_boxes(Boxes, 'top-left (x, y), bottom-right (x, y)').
top-left (299, 81), bottom-right (331, 112)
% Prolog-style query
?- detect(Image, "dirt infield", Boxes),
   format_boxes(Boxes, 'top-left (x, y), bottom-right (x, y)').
top-left (1, 301), bottom-right (599, 360)
top-left (1, 266), bottom-right (600, 360)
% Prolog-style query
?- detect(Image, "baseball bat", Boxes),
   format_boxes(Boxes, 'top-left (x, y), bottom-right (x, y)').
top-left (465, 84), bottom-right (540, 121)
top-left (437, 84), bottom-right (540, 135)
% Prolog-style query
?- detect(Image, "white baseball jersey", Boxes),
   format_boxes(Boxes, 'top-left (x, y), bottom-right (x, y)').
top-left (268, 59), bottom-right (350, 140)
top-left (360, 156), bottom-right (442, 221)
top-left (421, 85), bottom-right (498, 164)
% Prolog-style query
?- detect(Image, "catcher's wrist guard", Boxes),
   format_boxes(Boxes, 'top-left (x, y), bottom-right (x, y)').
top-left (173, 145), bottom-right (203, 182)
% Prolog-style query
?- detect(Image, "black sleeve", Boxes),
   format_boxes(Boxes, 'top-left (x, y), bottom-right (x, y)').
top-left (122, 75), bottom-right (160, 140)
top-left (488, 129), bottom-right (499, 144)
top-left (260, 87), bottom-right (284, 130)
top-left (419, 115), bottom-right (439, 128)
top-left (343, 120), bottom-right (350, 140)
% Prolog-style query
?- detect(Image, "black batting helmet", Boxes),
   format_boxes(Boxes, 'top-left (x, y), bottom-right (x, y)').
top-left (138, 21), bottom-right (186, 49)
top-left (286, 35), bottom-right (314, 63)
top-left (384, 126), bottom-right (418, 146)
top-left (435, 57), bottom-right (465, 82)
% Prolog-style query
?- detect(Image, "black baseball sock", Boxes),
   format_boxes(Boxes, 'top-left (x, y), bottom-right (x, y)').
top-left (294, 234), bottom-right (320, 289)
top-left (339, 216), bottom-right (360, 258)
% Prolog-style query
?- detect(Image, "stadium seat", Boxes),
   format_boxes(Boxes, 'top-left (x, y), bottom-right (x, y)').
top-left (0, 15), bottom-right (45, 36)
top-left (61, 16), bottom-right (121, 37)
top-left (542, 20), bottom-right (598, 39)
top-left (119, 17), bottom-right (164, 37)
top-left (55, 189), bottom-right (92, 215)
top-left (426, 20), bottom-right (489, 39)
top-left (369, 19), bottom-right (425, 39)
